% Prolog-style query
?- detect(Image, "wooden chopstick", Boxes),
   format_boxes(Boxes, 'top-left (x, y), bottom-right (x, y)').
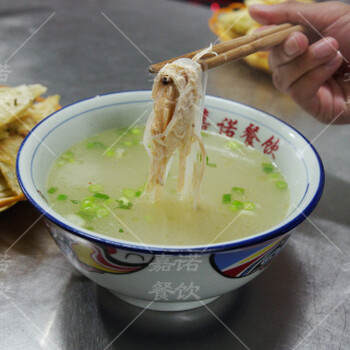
top-left (148, 23), bottom-right (305, 74)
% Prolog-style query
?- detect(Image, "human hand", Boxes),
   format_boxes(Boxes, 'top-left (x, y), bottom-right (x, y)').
top-left (249, 1), bottom-right (350, 124)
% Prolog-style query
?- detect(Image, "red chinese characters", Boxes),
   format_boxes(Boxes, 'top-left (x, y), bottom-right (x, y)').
top-left (261, 136), bottom-right (280, 159)
top-left (241, 123), bottom-right (260, 147)
top-left (202, 108), bottom-right (211, 130)
top-left (217, 118), bottom-right (238, 137)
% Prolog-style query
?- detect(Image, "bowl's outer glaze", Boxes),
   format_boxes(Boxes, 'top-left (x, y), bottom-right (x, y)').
top-left (17, 91), bottom-right (323, 310)
top-left (46, 219), bottom-right (290, 304)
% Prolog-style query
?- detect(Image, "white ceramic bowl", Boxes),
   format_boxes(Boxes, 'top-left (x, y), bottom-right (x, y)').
top-left (17, 91), bottom-right (324, 311)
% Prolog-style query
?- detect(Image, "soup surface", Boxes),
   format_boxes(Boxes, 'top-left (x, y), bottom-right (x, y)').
top-left (46, 127), bottom-right (289, 245)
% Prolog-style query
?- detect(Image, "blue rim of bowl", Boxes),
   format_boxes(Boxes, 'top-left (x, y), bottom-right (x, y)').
top-left (16, 90), bottom-right (325, 255)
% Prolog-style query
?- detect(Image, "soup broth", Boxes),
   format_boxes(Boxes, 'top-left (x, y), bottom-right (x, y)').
top-left (46, 127), bottom-right (289, 245)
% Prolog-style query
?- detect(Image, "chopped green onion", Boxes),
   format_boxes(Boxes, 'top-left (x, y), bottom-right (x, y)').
top-left (232, 187), bottom-right (245, 194)
top-left (96, 207), bottom-right (109, 218)
top-left (122, 188), bottom-right (136, 199)
top-left (86, 141), bottom-right (106, 150)
top-left (262, 162), bottom-right (274, 174)
top-left (62, 151), bottom-right (74, 163)
top-left (119, 228), bottom-right (124, 233)
top-left (276, 181), bottom-right (288, 190)
top-left (65, 213), bottom-right (85, 226)
top-left (135, 190), bottom-right (142, 197)
top-left (57, 160), bottom-right (65, 167)
top-left (222, 193), bottom-right (232, 204)
top-left (104, 198), bottom-right (115, 206)
top-left (243, 202), bottom-right (256, 210)
top-left (123, 141), bottom-right (132, 146)
top-left (201, 131), bottom-right (209, 137)
top-left (88, 184), bottom-right (103, 193)
top-left (78, 210), bottom-right (95, 221)
top-left (71, 199), bottom-right (80, 204)
top-left (85, 226), bottom-right (95, 231)
top-left (117, 197), bottom-right (133, 209)
top-left (57, 194), bottom-right (68, 201)
top-left (269, 173), bottom-right (280, 179)
top-left (81, 198), bottom-right (98, 210)
top-left (93, 193), bottom-right (110, 200)
top-left (47, 187), bottom-right (58, 194)
top-left (226, 141), bottom-right (241, 150)
top-left (229, 200), bottom-right (243, 211)
top-left (131, 128), bottom-right (141, 135)
top-left (206, 156), bottom-right (217, 168)
top-left (105, 148), bottom-right (115, 157)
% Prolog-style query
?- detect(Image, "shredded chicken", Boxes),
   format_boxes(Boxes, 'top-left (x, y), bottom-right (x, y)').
top-left (144, 50), bottom-right (213, 207)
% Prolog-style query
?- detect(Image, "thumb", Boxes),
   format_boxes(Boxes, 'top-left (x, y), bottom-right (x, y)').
top-left (248, 2), bottom-right (330, 30)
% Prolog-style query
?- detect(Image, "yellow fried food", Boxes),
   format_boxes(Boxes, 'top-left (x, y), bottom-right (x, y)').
top-left (0, 84), bottom-right (47, 128)
top-left (0, 85), bottom-right (60, 211)
top-left (209, 0), bottom-right (314, 72)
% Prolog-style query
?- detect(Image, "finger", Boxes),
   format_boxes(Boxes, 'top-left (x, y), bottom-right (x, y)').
top-left (268, 31), bottom-right (309, 70)
top-left (287, 53), bottom-right (343, 120)
top-left (272, 37), bottom-right (339, 92)
top-left (248, 2), bottom-right (331, 30)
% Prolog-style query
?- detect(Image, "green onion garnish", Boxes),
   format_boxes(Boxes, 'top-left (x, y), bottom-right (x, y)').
top-left (81, 198), bottom-right (98, 210)
top-left (276, 181), bottom-right (288, 190)
top-left (243, 202), bottom-right (256, 210)
top-left (57, 194), bottom-right (68, 201)
top-left (229, 200), bottom-right (243, 211)
top-left (96, 207), bottom-right (109, 218)
top-left (105, 148), bottom-right (115, 157)
top-left (269, 173), bottom-right (280, 179)
top-left (119, 228), bottom-right (124, 233)
top-left (85, 226), bottom-right (94, 231)
top-left (262, 162), bottom-right (274, 174)
top-left (78, 210), bottom-right (95, 221)
top-left (93, 193), bottom-right (110, 200)
top-left (232, 187), bottom-right (245, 194)
top-left (135, 190), bottom-right (142, 197)
top-left (71, 199), bottom-right (80, 204)
top-left (122, 188), bottom-right (136, 199)
top-left (47, 187), bottom-right (58, 194)
top-left (88, 184), bottom-right (103, 193)
top-left (206, 156), bottom-right (217, 168)
top-left (222, 193), bottom-right (232, 204)
top-left (104, 198), bottom-right (115, 206)
top-left (117, 197), bottom-right (133, 209)
top-left (226, 141), bottom-right (241, 150)
top-left (131, 128), bottom-right (141, 135)
top-left (86, 141), bottom-right (106, 150)
top-left (62, 151), bottom-right (74, 163)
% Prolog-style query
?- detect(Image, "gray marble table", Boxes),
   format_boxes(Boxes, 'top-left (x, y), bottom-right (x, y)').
top-left (0, 0), bottom-right (349, 349)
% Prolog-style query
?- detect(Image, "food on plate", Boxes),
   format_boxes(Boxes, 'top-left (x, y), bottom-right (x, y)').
top-left (46, 126), bottom-right (290, 245)
top-left (0, 84), bottom-right (60, 211)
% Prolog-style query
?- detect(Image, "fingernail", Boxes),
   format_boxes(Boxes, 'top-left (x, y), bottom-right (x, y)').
top-left (284, 36), bottom-right (299, 56)
top-left (312, 39), bottom-right (335, 58)
top-left (326, 52), bottom-right (342, 67)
